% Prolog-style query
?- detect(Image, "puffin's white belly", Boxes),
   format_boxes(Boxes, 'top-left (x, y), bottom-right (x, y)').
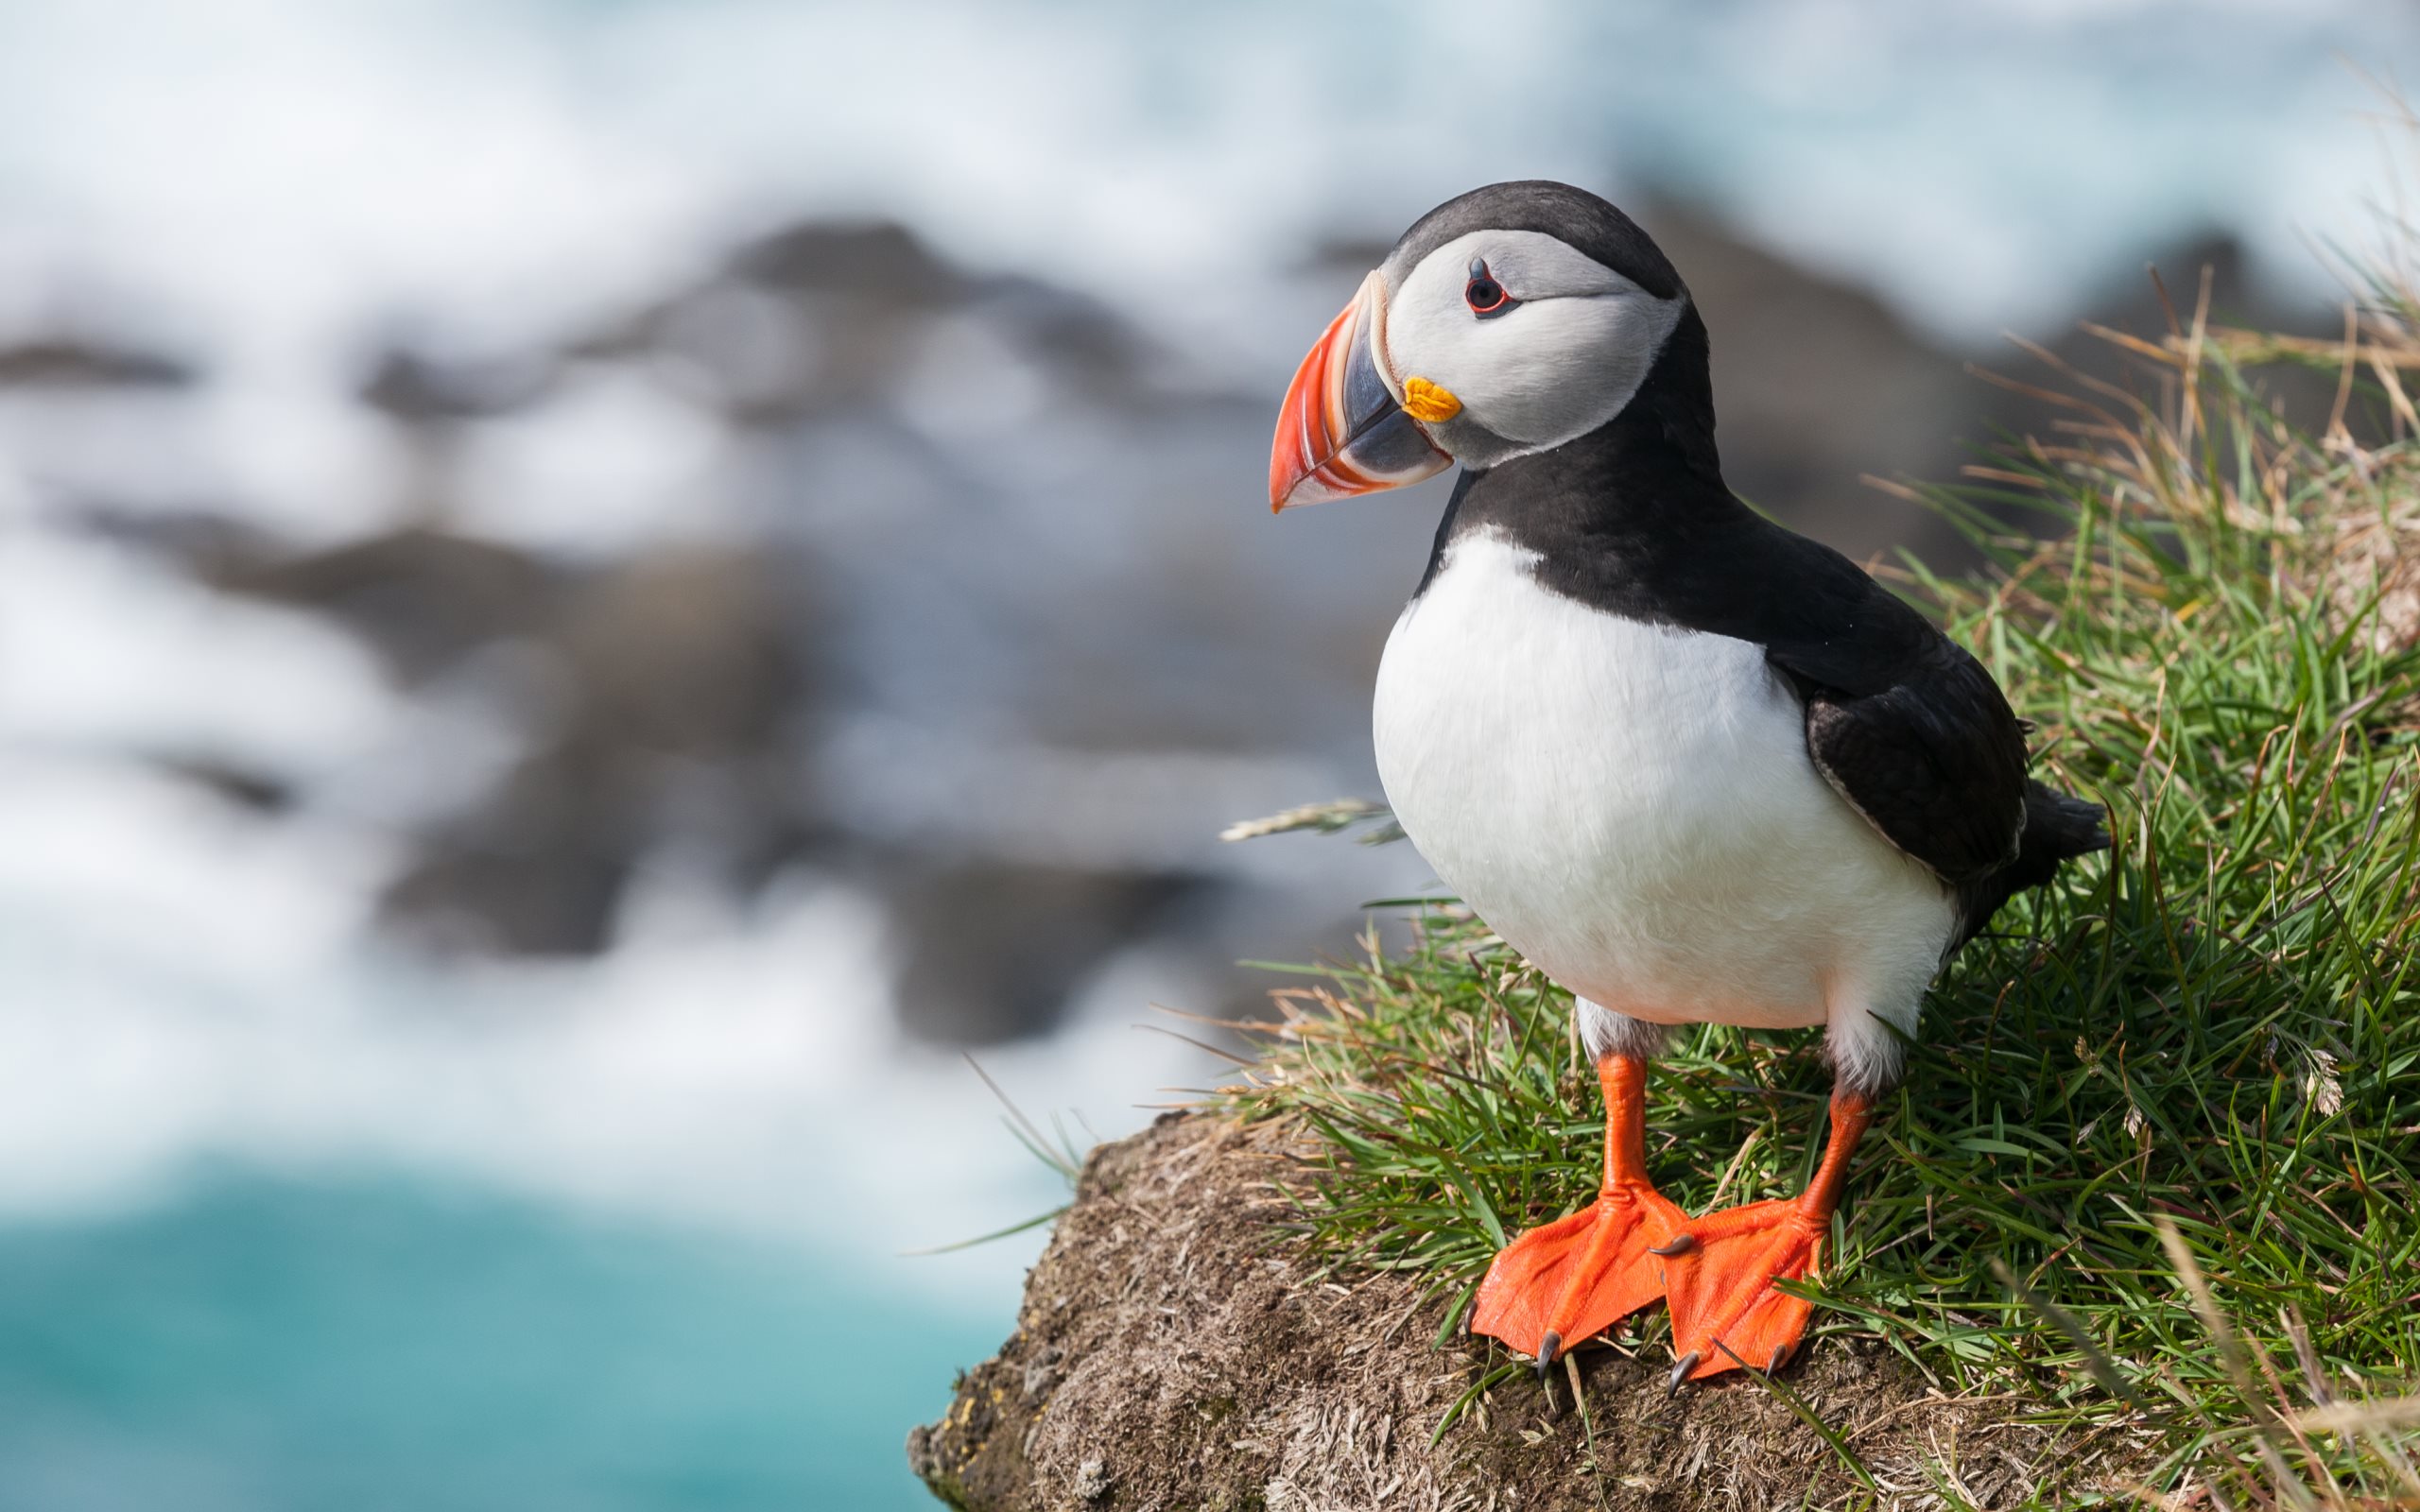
top-left (1373, 531), bottom-right (1956, 1031)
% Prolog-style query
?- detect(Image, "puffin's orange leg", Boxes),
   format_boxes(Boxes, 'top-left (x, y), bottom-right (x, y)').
top-left (1471, 1055), bottom-right (1685, 1372)
top-left (1662, 1090), bottom-right (1873, 1383)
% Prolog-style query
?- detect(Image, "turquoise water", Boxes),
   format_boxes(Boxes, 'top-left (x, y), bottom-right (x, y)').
top-left (0, 1174), bottom-right (995, 1510)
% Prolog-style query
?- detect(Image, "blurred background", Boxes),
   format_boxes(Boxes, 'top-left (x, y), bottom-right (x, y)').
top-left (0, 1), bottom-right (2411, 1505)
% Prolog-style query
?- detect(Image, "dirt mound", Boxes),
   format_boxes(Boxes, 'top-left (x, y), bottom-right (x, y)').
top-left (908, 1113), bottom-right (2131, 1510)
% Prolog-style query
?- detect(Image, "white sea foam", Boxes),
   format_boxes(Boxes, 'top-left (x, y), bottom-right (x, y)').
top-left (453, 367), bottom-right (736, 562)
top-left (0, 524), bottom-right (401, 778)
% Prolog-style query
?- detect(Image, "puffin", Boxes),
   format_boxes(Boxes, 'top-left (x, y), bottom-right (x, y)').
top-left (1266, 181), bottom-right (2105, 1384)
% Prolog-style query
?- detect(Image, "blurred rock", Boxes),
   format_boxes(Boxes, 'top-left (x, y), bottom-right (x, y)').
top-left (614, 220), bottom-right (963, 423)
top-left (730, 220), bottom-right (969, 308)
top-left (359, 342), bottom-right (555, 422)
top-left (207, 528), bottom-right (561, 684)
top-left (600, 217), bottom-right (1168, 429)
top-left (166, 520), bottom-right (825, 955)
top-left (64, 504), bottom-right (287, 581)
top-left (378, 550), bottom-right (815, 954)
top-left (0, 333), bottom-right (195, 389)
top-left (880, 855), bottom-right (1218, 1045)
top-left (382, 762), bottom-right (636, 955)
top-left (146, 753), bottom-right (297, 816)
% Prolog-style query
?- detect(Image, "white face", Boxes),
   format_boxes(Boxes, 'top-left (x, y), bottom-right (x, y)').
top-left (1380, 229), bottom-right (1685, 469)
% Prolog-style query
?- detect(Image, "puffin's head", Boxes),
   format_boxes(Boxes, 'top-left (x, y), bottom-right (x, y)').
top-left (1269, 180), bottom-right (1690, 511)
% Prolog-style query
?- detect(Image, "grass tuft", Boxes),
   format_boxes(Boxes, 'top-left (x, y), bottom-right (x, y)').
top-left (1215, 274), bottom-right (2420, 1503)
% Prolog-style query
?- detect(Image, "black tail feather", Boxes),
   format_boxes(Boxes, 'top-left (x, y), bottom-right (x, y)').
top-left (1954, 780), bottom-right (2108, 947)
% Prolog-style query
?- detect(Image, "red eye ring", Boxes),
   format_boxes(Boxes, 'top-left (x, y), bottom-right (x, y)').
top-left (1464, 256), bottom-right (1515, 318)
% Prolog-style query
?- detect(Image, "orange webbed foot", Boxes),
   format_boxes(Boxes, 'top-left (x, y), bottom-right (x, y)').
top-left (1470, 1178), bottom-right (1686, 1368)
top-left (1660, 1198), bottom-right (1823, 1382)
top-left (1660, 1089), bottom-right (1875, 1384)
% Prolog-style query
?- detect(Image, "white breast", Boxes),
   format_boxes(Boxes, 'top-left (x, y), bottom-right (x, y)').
top-left (1373, 531), bottom-right (1956, 1034)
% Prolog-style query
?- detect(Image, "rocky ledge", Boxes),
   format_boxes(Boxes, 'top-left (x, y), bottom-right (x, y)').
top-left (908, 1113), bottom-right (2133, 1511)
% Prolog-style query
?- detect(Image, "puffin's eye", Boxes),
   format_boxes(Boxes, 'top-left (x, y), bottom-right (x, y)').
top-left (1464, 257), bottom-right (1515, 318)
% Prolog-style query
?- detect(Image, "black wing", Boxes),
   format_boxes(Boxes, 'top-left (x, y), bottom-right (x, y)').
top-left (1746, 540), bottom-right (2031, 885)
top-left (1778, 640), bottom-right (2029, 884)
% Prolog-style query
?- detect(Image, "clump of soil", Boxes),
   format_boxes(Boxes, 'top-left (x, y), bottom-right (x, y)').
top-left (908, 1113), bottom-right (2140, 1510)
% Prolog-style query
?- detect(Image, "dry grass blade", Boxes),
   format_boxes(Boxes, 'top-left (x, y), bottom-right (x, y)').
top-left (2290, 1402), bottom-right (2420, 1436)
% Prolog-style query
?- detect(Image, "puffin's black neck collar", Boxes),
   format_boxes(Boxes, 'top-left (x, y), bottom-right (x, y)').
top-left (1419, 303), bottom-right (1734, 594)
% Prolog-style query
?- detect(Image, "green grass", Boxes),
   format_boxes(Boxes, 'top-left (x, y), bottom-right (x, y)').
top-left (1217, 298), bottom-right (2420, 1504)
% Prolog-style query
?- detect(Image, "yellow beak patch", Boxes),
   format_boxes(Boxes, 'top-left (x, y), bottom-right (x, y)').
top-left (1400, 375), bottom-right (1462, 424)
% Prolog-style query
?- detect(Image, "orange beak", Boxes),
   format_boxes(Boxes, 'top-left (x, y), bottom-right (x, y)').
top-left (1268, 271), bottom-right (1452, 512)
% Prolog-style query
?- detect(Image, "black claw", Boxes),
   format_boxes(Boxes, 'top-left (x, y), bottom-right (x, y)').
top-left (1535, 1332), bottom-right (1562, 1382)
top-left (1668, 1351), bottom-right (1701, 1394)
top-left (1647, 1234), bottom-right (1696, 1257)
top-left (1768, 1344), bottom-right (1790, 1373)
